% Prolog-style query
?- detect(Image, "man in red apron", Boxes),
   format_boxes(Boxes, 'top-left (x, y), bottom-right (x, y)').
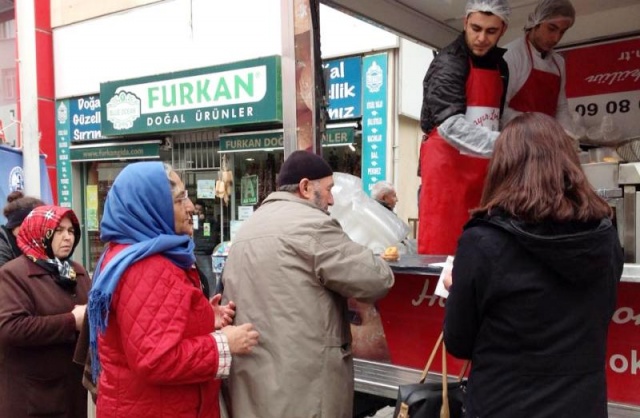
top-left (503, 0), bottom-right (575, 129)
top-left (418, 0), bottom-right (510, 255)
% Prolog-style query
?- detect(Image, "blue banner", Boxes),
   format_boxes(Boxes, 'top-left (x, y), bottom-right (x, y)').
top-left (0, 145), bottom-right (53, 224)
top-left (324, 56), bottom-right (362, 120)
top-left (361, 53), bottom-right (388, 195)
top-left (68, 95), bottom-right (105, 142)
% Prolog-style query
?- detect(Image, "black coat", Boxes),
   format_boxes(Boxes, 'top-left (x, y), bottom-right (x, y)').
top-left (192, 217), bottom-right (219, 255)
top-left (0, 225), bottom-right (20, 268)
top-left (444, 214), bottom-right (623, 418)
top-left (420, 33), bottom-right (508, 134)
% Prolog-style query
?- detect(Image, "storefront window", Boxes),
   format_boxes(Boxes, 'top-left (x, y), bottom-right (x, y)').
top-left (83, 161), bottom-right (129, 273)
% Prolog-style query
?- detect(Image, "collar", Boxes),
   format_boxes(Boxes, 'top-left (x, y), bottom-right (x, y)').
top-left (24, 254), bottom-right (85, 280)
top-left (262, 191), bottom-right (330, 215)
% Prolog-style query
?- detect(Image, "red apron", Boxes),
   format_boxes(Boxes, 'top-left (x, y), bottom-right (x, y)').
top-left (418, 62), bottom-right (503, 255)
top-left (508, 39), bottom-right (561, 116)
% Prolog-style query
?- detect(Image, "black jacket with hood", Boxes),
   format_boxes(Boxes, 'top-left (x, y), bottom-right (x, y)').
top-left (444, 212), bottom-right (623, 418)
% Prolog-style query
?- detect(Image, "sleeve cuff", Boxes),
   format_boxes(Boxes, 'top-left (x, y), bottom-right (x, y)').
top-left (212, 331), bottom-right (232, 378)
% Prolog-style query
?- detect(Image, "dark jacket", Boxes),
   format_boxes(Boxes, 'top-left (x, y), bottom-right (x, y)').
top-left (0, 255), bottom-right (91, 418)
top-left (0, 225), bottom-right (20, 268)
top-left (444, 213), bottom-right (623, 418)
top-left (420, 33), bottom-right (509, 134)
top-left (193, 217), bottom-right (218, 255)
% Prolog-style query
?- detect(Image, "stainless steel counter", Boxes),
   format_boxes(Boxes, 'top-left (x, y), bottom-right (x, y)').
top-left (390, 255), bottom-right (640, 284)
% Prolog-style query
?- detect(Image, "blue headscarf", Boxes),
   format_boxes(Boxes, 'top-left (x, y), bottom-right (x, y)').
top-left (88, 162), bottom-right (195, 380)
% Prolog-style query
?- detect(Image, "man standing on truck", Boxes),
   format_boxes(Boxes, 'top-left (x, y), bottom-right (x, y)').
top-left (418, 0), bottom-right (510, 255)
top-left (502, 0), bottom-right (576, 132)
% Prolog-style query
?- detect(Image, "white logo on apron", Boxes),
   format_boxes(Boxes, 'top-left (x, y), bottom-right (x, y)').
top-left (465, 106), bottom-right (500, 131)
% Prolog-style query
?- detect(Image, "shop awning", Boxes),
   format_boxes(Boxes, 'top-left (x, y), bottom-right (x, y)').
top-left (218, 124), bottom-right (357, 153)
top-left (69, 140), bottom-right (161, 162)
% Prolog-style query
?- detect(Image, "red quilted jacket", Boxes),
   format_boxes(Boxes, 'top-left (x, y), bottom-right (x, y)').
top-left (96, 243), bottom-right (221, 418)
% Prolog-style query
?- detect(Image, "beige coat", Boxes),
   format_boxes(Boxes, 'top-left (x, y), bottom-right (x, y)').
top-left (222, 192), bottom-right (394, 418)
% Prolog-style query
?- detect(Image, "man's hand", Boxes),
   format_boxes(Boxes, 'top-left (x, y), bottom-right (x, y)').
top-left (210, 294), bottom-right (235, 329)
top-left (221, 323), bottom-right (259, 355)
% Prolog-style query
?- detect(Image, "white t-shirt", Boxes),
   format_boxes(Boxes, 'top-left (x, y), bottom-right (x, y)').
top-left (502, 35), bottom-right (573, 133)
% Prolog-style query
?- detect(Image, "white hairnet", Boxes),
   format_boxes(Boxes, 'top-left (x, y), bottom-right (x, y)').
top-left (465, 0), bottom-right (511, 24)
top-left (525, 0), bottom-right (575, 30)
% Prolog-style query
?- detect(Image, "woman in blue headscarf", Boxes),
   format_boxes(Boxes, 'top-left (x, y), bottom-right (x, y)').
top-left (88, 162), bottom-right (258, 418)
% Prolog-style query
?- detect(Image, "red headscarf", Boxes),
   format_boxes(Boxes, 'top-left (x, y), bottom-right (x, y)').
top-left (18, 205), bottom-right (81, 261)
top-left (17, 205), bottom-right (81, 291)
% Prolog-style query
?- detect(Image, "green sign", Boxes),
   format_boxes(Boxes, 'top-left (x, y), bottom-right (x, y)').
top-left (100, 56), bottom-right (282, 136)
top-left (241, 175), bottom-right (259, 205)
top-left (220, 127), bottom-right (354, 152)
top-left (220, 132), bottom-right (284, 152)
top-left (324, 127), bottom-right (354, 145)
top-left (55, 100), bottom-right (73, 208)
top-left (70, 142), bottom-right (159, 161)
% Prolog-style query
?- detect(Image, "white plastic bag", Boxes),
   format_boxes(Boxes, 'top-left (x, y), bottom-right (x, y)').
top-left (330, 172), bottom-right (410, 254)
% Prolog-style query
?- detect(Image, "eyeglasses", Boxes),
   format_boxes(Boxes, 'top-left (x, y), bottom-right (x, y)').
top-left (174, 189), bottom-right (189, 205)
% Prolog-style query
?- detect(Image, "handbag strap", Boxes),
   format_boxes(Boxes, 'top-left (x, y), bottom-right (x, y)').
top-left (418, 331), bottom-right (444, 383)
top-left (418, 331), bottom-right (471, 384)
top-left (441, 340), bottom-right (450, 418)
top-left (458, 357), bottom-right (471, 381)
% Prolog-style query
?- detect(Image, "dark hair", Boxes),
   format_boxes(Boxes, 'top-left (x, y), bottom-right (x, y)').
top-left (3, 191), bottom-right (45, 218)
top-left (195, 200), bottom-right (206, 209)
top-left (474, 112), bottom-right (611, 222)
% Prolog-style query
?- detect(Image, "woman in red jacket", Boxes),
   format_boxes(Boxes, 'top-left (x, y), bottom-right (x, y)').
top-left (88, 162), bottom-right (258, 418)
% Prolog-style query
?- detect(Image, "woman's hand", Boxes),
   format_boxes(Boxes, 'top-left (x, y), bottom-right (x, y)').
top-left (71, 304), bottom-right (87, 332)
top-left (221, 323), bottom-right (259, 355)
top-left (210, 294), bottom-right (235, 330)
top-left (444, 270), bottom-right (453, 291)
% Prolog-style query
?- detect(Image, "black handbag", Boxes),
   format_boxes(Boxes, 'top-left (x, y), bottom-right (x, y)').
top-left (393, 332), bottom-right (469, 418)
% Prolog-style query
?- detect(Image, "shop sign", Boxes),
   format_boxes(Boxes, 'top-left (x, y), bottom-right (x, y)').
top-left (100, 56), bottom-right (283, 136)
top-left (361, 53), bottom-right (388, 195)
top-left (220, 127), bottom-right (354, 152)
top-left (55, 100), bottom-right (73, 208)
top-left (562, 37), bottom-right (640, 140)
top-left (324, 56), bottom-right (362, 120)
top-left (67, 95), bottom-right (106, 142)
top-left (240, 175), bottom-right (259, 205)
top-left (69, 142), bottom-right (159, 162)
top-left (220, 132), bottom-right (284, 152)
top-left (324, 127), bottom-right (354, 145)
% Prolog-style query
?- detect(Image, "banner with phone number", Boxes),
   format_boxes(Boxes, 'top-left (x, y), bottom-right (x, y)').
top-left (561, 36), bottom-right (640, 140)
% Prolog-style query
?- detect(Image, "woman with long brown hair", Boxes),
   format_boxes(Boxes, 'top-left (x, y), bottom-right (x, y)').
top-left (444, 112), bottom-right (623, 417)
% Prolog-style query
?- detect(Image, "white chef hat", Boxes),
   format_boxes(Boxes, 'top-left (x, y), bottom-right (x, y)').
top-left (465, 0), bottom-right (511, 25)
top-left (524, 0), bottom-right (575, 30)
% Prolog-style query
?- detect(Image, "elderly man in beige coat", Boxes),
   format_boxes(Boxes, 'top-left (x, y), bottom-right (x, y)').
top-left (222, 150), bottom-right (394, 418)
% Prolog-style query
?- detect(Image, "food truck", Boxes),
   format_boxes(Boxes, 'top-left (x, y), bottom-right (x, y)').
top-left (317, 1), bottom-right (640, 416)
